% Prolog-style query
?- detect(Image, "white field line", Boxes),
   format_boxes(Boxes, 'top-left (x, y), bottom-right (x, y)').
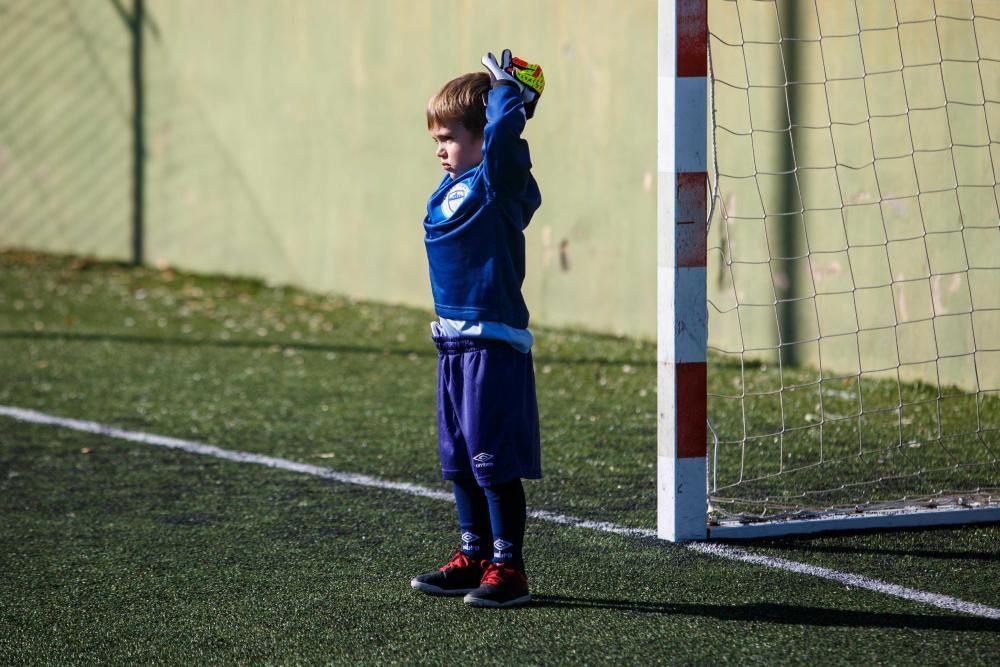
top-left (0, 405), bottom-right (452, 504)
top-left (2, 404), bottom-right (998, 621)
top-left (689, 542), bottom-right (1000, 620)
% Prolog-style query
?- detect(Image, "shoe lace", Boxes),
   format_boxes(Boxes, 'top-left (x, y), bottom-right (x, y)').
top-left (440, 549), bottom-right (474, 572)
top-left (480, 561), bottom-right (517, 587)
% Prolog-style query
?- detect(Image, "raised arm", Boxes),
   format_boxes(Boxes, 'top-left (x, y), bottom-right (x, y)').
top-left (479, 50), bottom-right (545, 197)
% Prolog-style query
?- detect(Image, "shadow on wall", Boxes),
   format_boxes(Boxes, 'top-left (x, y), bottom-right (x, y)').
top-left (0, 0), bottom-right (304, 286)
top-left (0, 0), bottom-right (133, 259)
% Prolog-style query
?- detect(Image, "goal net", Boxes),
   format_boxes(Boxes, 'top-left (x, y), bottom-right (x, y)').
top-left (660, 0), bottom-right (999, 538)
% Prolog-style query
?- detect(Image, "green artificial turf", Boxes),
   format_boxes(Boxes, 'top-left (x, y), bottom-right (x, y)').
top-left (1, 250), bottom-right (998, 664)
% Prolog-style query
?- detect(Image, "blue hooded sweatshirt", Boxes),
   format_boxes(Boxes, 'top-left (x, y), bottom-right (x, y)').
top-left (423, 82), bottom-right (541, 330)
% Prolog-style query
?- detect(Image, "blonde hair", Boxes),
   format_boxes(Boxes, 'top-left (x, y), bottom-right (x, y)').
top-left (426, 72), bottom-right (491, 136)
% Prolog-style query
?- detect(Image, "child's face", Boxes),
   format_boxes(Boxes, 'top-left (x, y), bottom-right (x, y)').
top-left (429, 121), bottom-right (484, 179)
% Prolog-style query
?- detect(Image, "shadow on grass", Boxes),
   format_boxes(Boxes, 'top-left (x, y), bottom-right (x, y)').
top-left (740, 540), bottom-right (1000, 562)
top-left (739, 525), bottom-right (1000, 562)
top-left (530, 595), bottom-right (1000, 631)
top-left (0, 329), bottom-right (653, 367)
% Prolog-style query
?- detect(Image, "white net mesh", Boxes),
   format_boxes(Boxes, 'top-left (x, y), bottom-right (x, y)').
top-left (706, 0), bottom-right (1000, 521)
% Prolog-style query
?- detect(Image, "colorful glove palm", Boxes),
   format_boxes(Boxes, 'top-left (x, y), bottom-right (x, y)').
top-left (481, 49), bottom-right (544, 118)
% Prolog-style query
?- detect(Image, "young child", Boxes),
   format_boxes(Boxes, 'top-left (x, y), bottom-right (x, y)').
top-left (410, 50), bottom-right (545, 609)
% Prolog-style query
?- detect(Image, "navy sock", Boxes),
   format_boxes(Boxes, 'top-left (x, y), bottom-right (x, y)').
top-left (484, 478), bottom-right (527, 572)
top-left (452, 478), bottom-right (492, 560)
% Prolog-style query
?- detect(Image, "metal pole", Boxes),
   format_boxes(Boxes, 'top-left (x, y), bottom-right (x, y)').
top-left (131, 0), bottom-right (145, 266)
top-left (777, 0), bottom-right (801, 367)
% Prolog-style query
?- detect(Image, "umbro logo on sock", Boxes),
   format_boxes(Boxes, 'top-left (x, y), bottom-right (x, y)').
top-left (493, 538), bottom-right (513, 559)
top-left (461, 532), bottom-right (480, 551)
top-left (472, 452), bottom-right (495, 468)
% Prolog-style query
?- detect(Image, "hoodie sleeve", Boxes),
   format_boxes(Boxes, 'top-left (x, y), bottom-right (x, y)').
top-left (481, 81), bottom-right (533, 198)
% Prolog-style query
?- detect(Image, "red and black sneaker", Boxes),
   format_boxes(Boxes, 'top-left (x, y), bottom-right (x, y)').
top-left (411, 550), bottom-right (488, 596)
top-left (463, 562), bottom-right (531, 608)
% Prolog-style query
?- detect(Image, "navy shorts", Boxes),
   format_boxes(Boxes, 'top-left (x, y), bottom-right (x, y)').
top-left (434, 336), bottom-right (542, 486)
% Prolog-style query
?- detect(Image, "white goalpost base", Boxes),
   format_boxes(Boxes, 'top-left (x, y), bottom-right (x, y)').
top-left (658, 450), bottom-right (707, 541)
top-left (709, 505), bottom-right (1000, 540)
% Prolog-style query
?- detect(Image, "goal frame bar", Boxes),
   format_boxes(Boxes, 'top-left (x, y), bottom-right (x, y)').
top-left (657, 0), bottom-right (709, 542)
top-left (709, 506), bottom-right (1000, 540)
top-left (655, 0), bottom-right (1000, 541)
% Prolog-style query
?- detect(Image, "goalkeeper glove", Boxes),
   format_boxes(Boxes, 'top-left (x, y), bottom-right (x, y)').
top-left (481, 49), bottom-right (544, 119)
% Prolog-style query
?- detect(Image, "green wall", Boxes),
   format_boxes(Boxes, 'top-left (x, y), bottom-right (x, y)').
top-left (142, 0), bottom-right (658, 338)
top-left (1, 0), bottom-right (996, 391)
top-left (1, 0), bottom-right (657, 337)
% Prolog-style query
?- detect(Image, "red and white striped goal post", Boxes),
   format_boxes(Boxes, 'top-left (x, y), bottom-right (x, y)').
top-left (657, 0), bottom-right (708, 541)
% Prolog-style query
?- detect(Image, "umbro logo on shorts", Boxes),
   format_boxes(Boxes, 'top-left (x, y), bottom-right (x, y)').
top-left (472, 452), bottom-right (495, 468)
